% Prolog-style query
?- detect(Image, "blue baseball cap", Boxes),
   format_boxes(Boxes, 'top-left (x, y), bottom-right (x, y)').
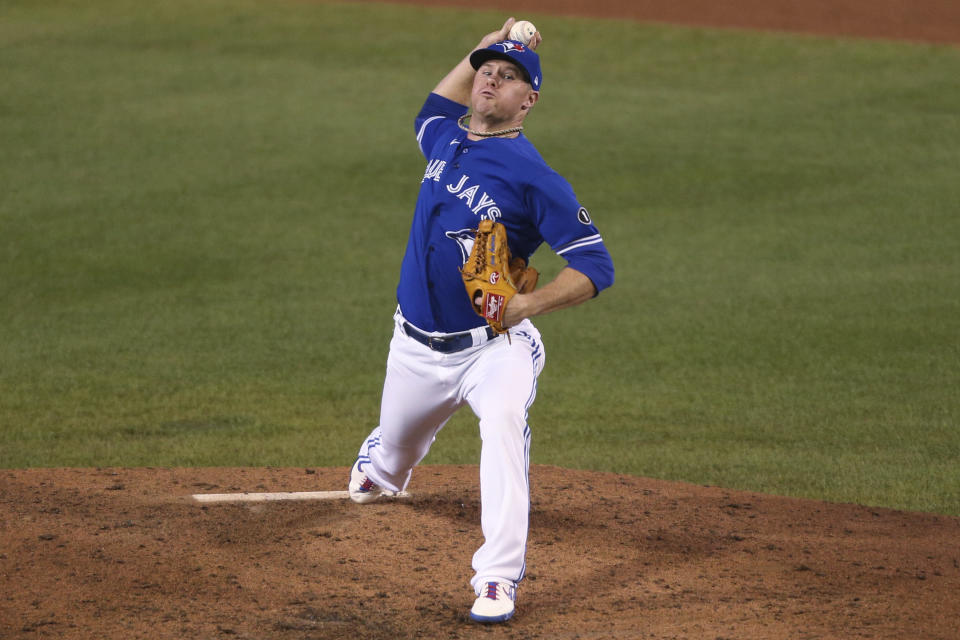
top-left (469, 40), bottom-right (542, 91)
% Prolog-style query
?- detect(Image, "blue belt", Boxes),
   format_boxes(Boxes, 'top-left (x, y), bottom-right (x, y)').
top-left (402, 322), bottom-right (496, 353)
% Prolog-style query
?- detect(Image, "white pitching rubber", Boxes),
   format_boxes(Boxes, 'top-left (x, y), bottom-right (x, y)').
top-left (192, 490), bottom-right (409, 503)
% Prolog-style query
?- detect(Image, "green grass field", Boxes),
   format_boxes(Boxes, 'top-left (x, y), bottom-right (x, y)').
top-left (2, 0), bottom-right (958, 515)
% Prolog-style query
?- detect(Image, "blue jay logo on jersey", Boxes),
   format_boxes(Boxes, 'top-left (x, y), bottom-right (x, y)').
top-left (445, 228), bottom-right (476, 265)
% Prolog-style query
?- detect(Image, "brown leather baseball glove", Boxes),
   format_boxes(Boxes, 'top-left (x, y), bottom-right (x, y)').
top-left (460, 220), bottom-right (539, 334)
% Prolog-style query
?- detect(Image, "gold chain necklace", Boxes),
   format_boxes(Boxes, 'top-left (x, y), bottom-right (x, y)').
top-left (457, 114), bottom-right (522, 138)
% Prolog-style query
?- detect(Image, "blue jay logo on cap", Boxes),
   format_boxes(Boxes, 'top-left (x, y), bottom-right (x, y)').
top-left (495, 41), bottom-right (527, 53)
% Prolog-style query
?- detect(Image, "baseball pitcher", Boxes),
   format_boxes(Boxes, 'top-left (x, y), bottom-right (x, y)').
top-left (347, 17), bottom-right (615, 624)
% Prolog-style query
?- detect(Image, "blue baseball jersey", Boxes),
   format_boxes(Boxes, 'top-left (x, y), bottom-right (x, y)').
top-left (396, 92), bottom-right (615, 333)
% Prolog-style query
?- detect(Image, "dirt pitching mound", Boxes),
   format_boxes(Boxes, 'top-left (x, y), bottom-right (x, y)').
top-left (2, 465), bottom-right (958, 639)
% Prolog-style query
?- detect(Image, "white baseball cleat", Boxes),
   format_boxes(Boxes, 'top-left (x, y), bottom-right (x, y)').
top-left (469, 581), bottom-right (516, 623)
top-left (348, 457), bottom-right (383, 504)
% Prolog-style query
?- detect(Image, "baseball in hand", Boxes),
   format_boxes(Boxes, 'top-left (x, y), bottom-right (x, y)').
top-left (509, 20), bottom-right (537, 45)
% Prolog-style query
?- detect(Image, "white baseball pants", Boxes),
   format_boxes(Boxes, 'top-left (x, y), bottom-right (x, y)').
top-left (356, 310), bottom-right (545, 592)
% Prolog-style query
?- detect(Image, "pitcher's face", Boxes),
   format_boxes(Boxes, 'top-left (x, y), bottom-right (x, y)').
top-left (470, 60), bottom-right (539, 124)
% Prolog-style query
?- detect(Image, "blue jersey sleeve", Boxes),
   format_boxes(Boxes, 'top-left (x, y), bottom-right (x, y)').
top-left (527, 172), bottom-right (615, 294)
top-left (414, 93), bottom-right (468, 159)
